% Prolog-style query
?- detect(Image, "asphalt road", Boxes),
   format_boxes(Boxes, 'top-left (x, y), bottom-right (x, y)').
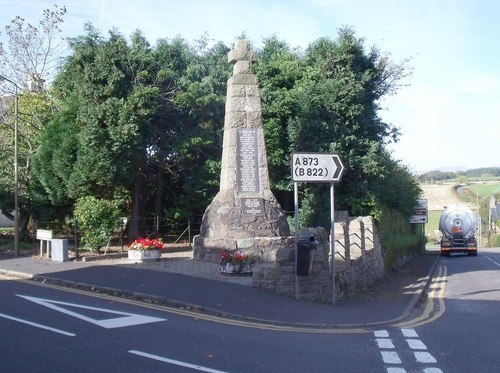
top-left (413, 248), bottom-right (500, 373)
top-left (1, 248), bottom-right (499, 372)
top-left (393, 247), bottom-right (500, 373)
top-left (0, 277), bottom-right (380, 373)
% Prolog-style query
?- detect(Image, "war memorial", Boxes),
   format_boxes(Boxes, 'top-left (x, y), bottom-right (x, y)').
top-left (193, 40), bottom-right (385, 303)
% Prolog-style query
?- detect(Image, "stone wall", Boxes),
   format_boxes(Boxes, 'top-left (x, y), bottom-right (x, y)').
top-left (252, 216), bottom-right (385, 303)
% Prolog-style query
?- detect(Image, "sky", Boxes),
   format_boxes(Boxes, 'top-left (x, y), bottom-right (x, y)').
top-left (0, 0), bottom-right (498, 173)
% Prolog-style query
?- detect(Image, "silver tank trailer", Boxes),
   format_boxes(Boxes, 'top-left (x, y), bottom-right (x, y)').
top-left (439, 204), bottom-right (477, 255)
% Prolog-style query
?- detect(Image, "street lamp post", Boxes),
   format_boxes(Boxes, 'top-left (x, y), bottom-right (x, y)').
top-left (0, 75), bottom-right (20, 256)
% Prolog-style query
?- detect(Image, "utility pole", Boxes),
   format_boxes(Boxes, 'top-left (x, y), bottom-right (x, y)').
top-left (0, 75), bottom-right (20, 256)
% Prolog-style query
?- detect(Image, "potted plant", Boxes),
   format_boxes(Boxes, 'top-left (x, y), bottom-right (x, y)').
top-left (219, 250), bottom-right (255, 275)
top-left (127, 237), bottom-right (164, 261)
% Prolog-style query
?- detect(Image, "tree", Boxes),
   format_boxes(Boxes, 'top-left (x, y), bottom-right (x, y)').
top-left (33, 24), bottom-right (420, 244)
top-left (0, 5), bottom-right (67, 89)
top-left (34, 26), bottom-right (162, 239)
top-left (33, 28), bottom-right (230, 240)
top-left (255, 27), bottom-right (416, 227)
top-left (0, 5), bottom-right (66, 236)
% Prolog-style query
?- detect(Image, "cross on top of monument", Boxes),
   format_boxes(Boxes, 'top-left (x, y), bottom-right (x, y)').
top-left (228, 39), bottom-right (256, 64)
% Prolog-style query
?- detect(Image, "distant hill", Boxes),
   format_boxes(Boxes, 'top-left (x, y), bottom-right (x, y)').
top-left (418, 167), bottom-right (500, 182)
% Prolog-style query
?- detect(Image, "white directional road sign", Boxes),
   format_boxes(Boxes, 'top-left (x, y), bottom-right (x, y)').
top-left (292, 153), bottom-right (344, 182)
top-left (410, 199), bottom-right (428, 224)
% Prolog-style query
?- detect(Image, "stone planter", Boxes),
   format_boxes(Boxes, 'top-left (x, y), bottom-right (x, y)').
top-left (128, 249), bottom-right (161, 262)
top-left (219, 262), bottom-right (254, 275)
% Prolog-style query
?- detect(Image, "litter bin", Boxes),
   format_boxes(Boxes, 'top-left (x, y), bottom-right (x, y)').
top-left (51, 239), bottom-right (68, 262)
top-left (296, 235), bottom-right (319, 276)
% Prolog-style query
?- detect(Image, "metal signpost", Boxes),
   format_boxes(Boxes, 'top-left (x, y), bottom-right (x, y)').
top-left (291, 152), bottom-right (344, 304)
top-left (410, 199), bottom-right (428, 224)
top-left (410, 198), bottom-right (428, 253)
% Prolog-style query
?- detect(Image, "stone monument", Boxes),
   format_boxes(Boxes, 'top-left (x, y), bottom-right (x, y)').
top-left (193, 39), bottom-right (289, 262)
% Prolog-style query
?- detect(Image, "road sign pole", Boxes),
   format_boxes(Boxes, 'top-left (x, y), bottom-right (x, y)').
top-left (294, 181), bottom-right (299, 300)
top-left (291, 152), bottom-right (344, 304)
top-left (330, 182), bottom-right (336, 304)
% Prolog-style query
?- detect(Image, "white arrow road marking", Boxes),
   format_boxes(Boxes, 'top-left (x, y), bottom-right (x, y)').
top-left (129, 350), bottom-right (231, 373)
top-left (17, 294), bottom-right (166, 329)
top-left (0, 312), bottom-right (75, 336)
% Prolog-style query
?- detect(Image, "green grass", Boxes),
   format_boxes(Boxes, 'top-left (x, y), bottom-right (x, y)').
top-left (426, 210), bottom-right (441, 232)
top-left (471, 182), bottom-right (500, 198)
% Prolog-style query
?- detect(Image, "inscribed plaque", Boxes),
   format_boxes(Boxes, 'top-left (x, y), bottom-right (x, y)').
top-left (237, 128), bottom-right (260, 193)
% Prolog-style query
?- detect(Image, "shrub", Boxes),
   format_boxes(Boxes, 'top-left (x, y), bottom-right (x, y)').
top-left (489, 233), bottom-right (500, 248)
top-left (74, 196), bottom-right (121, 252)
top-left (378, 205), bottom-right (425, 269)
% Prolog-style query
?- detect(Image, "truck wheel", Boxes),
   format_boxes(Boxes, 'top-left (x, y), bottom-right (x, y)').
top-left (441, 251), bottom-right (450, 257)
top-left (468, 250), bottom-right (478, 256)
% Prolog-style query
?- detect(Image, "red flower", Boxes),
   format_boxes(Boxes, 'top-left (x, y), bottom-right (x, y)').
top-left (128, 237), bottom-right (164, 251)
top-left (220, 250), bottom-right (254, 264)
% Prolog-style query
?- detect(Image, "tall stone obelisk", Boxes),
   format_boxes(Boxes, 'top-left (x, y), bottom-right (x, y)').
top-left (193, 40), bottom-right (289, 262)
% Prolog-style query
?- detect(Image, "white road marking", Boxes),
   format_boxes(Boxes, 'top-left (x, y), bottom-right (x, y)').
top-left (376, 338), bottom-right (395, 349)
top-left (381, 351), bottom-right (402, 364)
top-left (17, 294), bottom-right (166, 329)
top-left (414, 351), bottom-right (437, 364)
top-left (375, 329), bottom-right (442, 372)
top-left (375, 330), bottom-right (390, 337)
top-left (406, 339), bottom-right (427, 350)
top-left (0, 312), bottom-right (75, 336)
top-left (129, 350), bottom-right (231, 373)
top-left (401, 328), bottom-right (418, 338)
top-left (481, 253), bottom-right (500, 267)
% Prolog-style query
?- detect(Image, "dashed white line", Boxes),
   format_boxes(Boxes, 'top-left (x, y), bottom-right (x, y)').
top-left (0, 312), bottom-right (75, 336)
top-left (129, 350), bottom-right (230, 373)
top-left (381, 351), bottom-right (402, 364)
top-left (414, 351), bottom-right (437, 364)
top-left (406, 339), bottom-right (427, 350)
top-left (387, 368), bottom-right (406, 373)
top-left (375, 330), bottom-right (390, 338)
top-left (401, 328), bottom-right (418, 338)
top-left (376, 338), bottom-right (395, 349)
top-left (375, 329), bottom-right (443, 372)
top-left (481, 253), bottom-right (500, 267)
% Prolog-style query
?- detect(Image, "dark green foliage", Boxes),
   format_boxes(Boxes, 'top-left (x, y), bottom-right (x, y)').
top-left (255, 28), bottom-right (418, 227)
top-left (32, 27), bottom-right (229, 238)
top-left (28, 24), bottom-right (420, 241)
top-left (378, 206), bottom-right (425, 268)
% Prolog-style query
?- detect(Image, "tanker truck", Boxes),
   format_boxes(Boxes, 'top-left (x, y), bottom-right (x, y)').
top-left (439, 204), bottom-right (477, 256)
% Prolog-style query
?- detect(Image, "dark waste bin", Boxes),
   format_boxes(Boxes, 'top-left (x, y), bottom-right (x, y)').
top-left (296, 235), bottom-right (319, 276)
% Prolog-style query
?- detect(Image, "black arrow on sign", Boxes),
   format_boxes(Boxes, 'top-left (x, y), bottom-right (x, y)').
top-left (332, 156), bottom-right (343, 180)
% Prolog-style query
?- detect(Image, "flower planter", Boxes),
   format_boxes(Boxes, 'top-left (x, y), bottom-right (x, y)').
top-left (128, 249), bottom-right (161, 262)
top-left (219, 262), bottom-right (254, 275)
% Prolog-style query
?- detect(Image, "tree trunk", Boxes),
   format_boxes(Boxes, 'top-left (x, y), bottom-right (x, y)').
top-left (153, 162), bottom-right (164, 237)
top-left (128, 167), bottom-right (147, 242)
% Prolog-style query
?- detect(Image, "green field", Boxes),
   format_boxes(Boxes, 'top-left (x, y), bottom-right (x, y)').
top-left (472, 182), bottom-right (500, 198)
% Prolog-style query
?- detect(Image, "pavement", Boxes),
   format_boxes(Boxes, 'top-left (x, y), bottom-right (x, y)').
top-left (0, 248), bottom-right (440, 329)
